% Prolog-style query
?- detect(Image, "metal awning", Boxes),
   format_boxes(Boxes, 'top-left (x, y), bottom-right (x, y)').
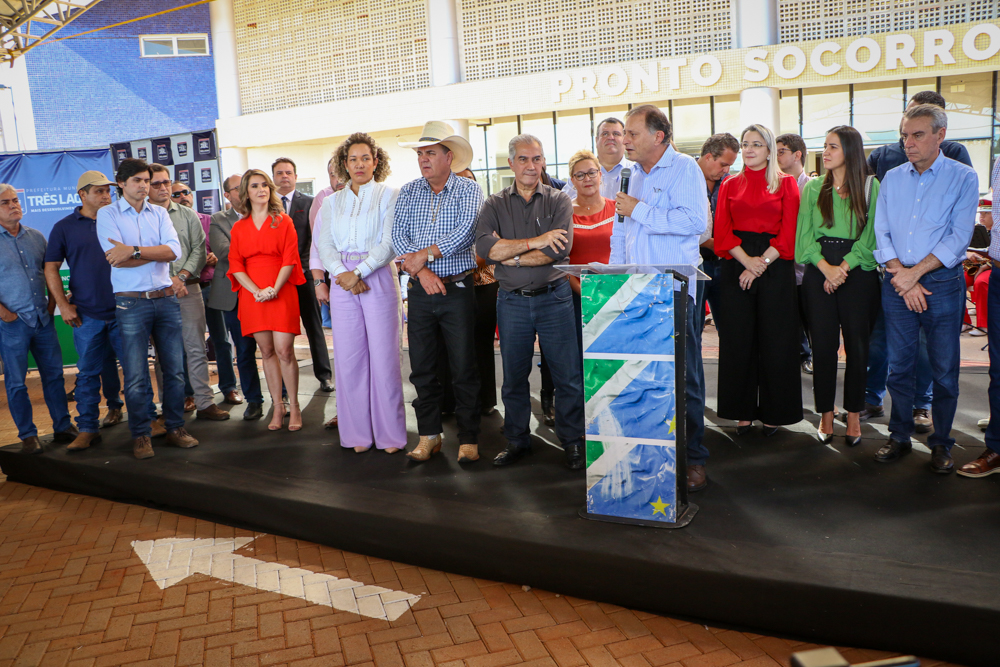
top-left (0, 1), bottom-right (106, 63)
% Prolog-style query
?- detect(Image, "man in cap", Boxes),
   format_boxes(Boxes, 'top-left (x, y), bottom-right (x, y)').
top-left (0, 183), bottom-right (76, 454)
top-left (393, 121), bottom-right (484, 463)
top-left (209, 174), bottom-right (264, 421)
top-left (43, 171), bottom-right (126, 451)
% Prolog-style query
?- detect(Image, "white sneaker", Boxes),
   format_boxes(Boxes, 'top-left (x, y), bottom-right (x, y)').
top-left (979, 418), bottom-right (990, 431)
top-left (970, 328), bottom-right (987, 337)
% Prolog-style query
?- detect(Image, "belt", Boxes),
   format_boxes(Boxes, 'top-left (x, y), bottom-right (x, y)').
top-left (440, 270), bottom-right (473, 284)
top-left (342, 251), bottom-right (369, 261)
top-left (511, 283), bottom-right (559, 297)
top-left (185, 278), bottom-right (201, 285)
top-left (115, 289), bottom-right (170, 299)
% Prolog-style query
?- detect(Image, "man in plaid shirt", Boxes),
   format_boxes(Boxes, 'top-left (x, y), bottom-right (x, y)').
top-left (959, 154), bottom-right (1000, 479)
top-left (393, 122), bottom-right (485, 465)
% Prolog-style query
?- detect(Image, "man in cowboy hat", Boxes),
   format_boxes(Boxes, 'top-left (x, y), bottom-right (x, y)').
top-left (392, 121), bottom-right (484, 464)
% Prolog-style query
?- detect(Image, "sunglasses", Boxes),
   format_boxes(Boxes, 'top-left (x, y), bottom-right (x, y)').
top-left (171, 189), bottom-right (192, 198)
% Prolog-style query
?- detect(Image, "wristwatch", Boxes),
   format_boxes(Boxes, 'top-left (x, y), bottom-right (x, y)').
top-left (132, 246), bottom-right (141, 260)
top-left (514, 255), bottom-right (521, 268)
top-left (313, 279), bottom-right (324, 287)
top-left (353, 268), bottom-right (363, 279)
top-left (763, 257), bottom-right (771, 265)
top-left (427, 250), bottom-right (435, 264)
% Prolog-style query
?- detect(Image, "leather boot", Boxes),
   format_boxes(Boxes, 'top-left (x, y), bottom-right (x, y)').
top-left (151, 417), bottom-right (167, 438)
top-left (67, 431), bottom-right (102, 451)
top-left (457, 444), bottom-right (479, 463)
top-left (100, 408), bottom-right (124, 428)
top-left (407, 435), bottom-right (442, 462)
top-left (133, 436), bottom-right (154, 459)
top-left (166, 428), bottom-right (199, 449)
top-left (20, 436), bottom-right (42, 455)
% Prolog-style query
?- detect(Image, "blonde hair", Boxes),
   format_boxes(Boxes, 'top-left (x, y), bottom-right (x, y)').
top-left (741, 124), bottom-right (782, 194)
top-left (238, 169), bottom-right (285, 226)
top-left (567, 149), bottom-right (599, 178)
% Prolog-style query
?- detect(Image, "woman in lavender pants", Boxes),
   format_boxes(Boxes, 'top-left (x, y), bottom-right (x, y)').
top-left (317, 132), bottom-right (406, 453)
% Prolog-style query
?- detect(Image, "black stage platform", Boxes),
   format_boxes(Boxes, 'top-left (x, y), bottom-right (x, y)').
top-left (2, 358), bottom-right (999, 666)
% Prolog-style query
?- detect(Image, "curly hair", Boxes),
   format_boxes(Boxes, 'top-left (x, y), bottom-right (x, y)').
top-left (333, 132), bottom-right (391, 184)
top-left (238, 169), bottom-right (285, 226)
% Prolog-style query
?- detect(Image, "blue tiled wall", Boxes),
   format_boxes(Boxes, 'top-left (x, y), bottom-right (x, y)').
top-left (24, 0), bottom-right (218, 150)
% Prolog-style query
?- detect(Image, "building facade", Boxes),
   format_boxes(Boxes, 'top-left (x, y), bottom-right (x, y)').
top-left (214, 0), bottom-right (1000, 195)
top-left (0, 0), bottom-right (217, 152)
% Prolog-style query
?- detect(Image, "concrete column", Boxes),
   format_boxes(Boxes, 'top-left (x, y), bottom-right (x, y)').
top-left (427, 0), bottom-right (461, 86)
top-left (209, 0), bottom-right (247, 175)
top-left (0, 57), bottom-right (38, 152)
top-left (444, 119), bottom-right (470, 140)
top-left (733, 0), bottom-right (781, 135)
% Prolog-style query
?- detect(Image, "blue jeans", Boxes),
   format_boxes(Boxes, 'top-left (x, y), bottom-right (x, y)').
top-left (72, 316), bottom-right (125, 433)
top-left (983, 269), bottom-right (1000, 455)
top-left (0, 317), bottom-right (71, 440)
top-left (497, 280), bottom-right (584, 450)
top-left (223, 307), bottom-right (262, 404)
top-left (202, 284), bottom-right (236, 395)
top-left (115, 295), bottom-right (186, 438)
top-left (100, 345), bottom-right (123, 409)
top-left (866, 274), bottom-right (933, 409)
top-left (682, 293), bottom-right (708, 467)
top-left (882, 265), bottom-right (964, 449)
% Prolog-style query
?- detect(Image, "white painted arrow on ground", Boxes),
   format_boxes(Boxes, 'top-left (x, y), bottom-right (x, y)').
top-left (131, 537), bottom-right (420, 621)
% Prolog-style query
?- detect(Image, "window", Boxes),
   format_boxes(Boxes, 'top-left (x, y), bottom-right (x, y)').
top-left (140, 34), bottom-right (210, 58)
top-left (801, 85), bottom-right (850, 150)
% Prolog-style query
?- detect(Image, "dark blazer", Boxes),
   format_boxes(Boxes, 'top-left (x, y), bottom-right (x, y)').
top-left (287, 190), bottom-right (315, 269)
top-left (207, 207), bottom-right (241, 312)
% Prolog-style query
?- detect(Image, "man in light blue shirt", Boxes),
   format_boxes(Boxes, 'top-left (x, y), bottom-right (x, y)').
top-left (611, 104), bottom-right (710, 493)
top-left (872, 104), bottom-right (979, 473)
top-left (97, 158), bottom-right (197, 459)
top-left (0, 183), bottom-right (76, 453)
top-left (560, 116), bottom-right (631, 201)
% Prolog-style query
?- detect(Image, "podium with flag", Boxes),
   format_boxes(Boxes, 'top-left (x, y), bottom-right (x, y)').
top-left (559, 265), bottom-right (704, 529)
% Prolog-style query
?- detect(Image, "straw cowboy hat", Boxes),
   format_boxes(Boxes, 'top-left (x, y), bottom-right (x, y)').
top-left (399, 121), bottom-right (474, 173)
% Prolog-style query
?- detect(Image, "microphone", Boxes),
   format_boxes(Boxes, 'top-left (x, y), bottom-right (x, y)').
top-left (617, 168), bottom-right (631, 223)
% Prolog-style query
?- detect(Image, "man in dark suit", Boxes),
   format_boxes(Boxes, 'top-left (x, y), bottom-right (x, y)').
top-left (271, 158), bottom-right (334, 391)
top-left (208, 174), bottom-right (264, 420)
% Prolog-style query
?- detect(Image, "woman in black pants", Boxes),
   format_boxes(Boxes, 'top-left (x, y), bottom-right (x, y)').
top-left (714, 124), bottom-right (803, 435)
top-left (795, 126), bottom-right (880, 445)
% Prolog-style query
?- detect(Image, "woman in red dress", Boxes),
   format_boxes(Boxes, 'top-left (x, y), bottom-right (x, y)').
top-left (227, 169), bottom-right (306, 431)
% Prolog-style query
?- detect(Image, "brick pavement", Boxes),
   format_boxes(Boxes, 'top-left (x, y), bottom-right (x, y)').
top-left (0, 476), bottom-right (965, 667)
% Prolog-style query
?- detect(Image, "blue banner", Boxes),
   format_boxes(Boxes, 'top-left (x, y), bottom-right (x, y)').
top-left (0, 149), bottom-right (114, 239)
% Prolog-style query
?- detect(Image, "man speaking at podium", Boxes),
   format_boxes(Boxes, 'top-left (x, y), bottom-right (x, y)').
top-left (611, 104), bottom-right (711, 493)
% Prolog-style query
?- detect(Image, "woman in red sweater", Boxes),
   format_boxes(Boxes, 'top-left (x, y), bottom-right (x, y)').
top-left (714, 124), bottom-right (803, 435)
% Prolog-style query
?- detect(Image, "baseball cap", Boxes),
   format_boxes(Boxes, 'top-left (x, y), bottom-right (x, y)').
top-left (77, 170), bottom-right (114, 191)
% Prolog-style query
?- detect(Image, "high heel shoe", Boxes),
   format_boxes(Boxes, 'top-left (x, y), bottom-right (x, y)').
top-left (268, 407), bottom-right (285, 431)
top-left (762, 425), bottom-right (779, 437)
top-left (845, 434), bottom-right (862, 447)
top-left (736, 424), bottom-right (753, 436)
top-left (288, 406), bottom-right (302, 432)
top-left (816, 428), bottom-right (833, 444)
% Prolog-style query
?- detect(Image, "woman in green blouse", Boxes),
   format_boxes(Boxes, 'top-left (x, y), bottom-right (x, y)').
top-left (795, 126), bottom-right (880, 447)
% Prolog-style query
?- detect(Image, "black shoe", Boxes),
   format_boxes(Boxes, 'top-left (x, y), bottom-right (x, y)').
top-left (930, 445), bottom-right (954, 474)
top-left (801, 360), bottom-right (813, 375)
top-left (319, 379), bottom-right (335, 392)
top-left (816, 428), bottom-right (833, 444)
top-left (735, 424), bottom-right (753, 436)
top-left (875, 438), bottom-right (912, 462)
top-left (565, 443), bottom-right (584, 470)
top-left (52, 425), bottom-right (80, 444)
top-left (844, 434), bottom-right (862, 447)
top-left (540, 393), bottom-right (555, 427)
top-left (859, 403), bottom-right (884, 422)
top-left (493, 445), bottom-right (531, 467)
top-left (243, 402), bottom-right (263, 421)
top-left (762, 426), bottom-right (779, 437)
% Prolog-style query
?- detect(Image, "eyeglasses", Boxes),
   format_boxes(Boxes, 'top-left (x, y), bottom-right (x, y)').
top-left (741, 142), bottom-right (766, 150)
top-left (149, 179), bottom-right (171, 189)
top-left (171, 189), bottom-right (191, 198)
top-left (572, 169), bottom-right (601, 181)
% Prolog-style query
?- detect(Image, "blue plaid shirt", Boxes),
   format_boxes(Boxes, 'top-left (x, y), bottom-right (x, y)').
top-left (392, 173), bottom-right (484, 278)
top-left (0, 224), bottom-right (50, 328)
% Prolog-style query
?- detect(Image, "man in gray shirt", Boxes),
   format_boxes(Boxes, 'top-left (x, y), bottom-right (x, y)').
top-left (148, 163), bottom-right (229, 423)
top-left (475, 134), bottom-right (584, 470)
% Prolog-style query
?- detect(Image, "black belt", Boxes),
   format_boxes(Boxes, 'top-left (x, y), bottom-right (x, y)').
top-left (410, 270), bottom-right (473, 286)
top-left (510, 283), bottom-right (559, 297)
top-left (115, 289), bottom-right (169, 299)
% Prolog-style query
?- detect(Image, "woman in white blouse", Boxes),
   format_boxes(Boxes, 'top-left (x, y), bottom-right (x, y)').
top-left (318, 133), bottom-right (406, 453)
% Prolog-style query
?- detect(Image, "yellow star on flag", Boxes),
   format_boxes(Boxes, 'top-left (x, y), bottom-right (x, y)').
top-left (649, 496), bottom-right (670, 516)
